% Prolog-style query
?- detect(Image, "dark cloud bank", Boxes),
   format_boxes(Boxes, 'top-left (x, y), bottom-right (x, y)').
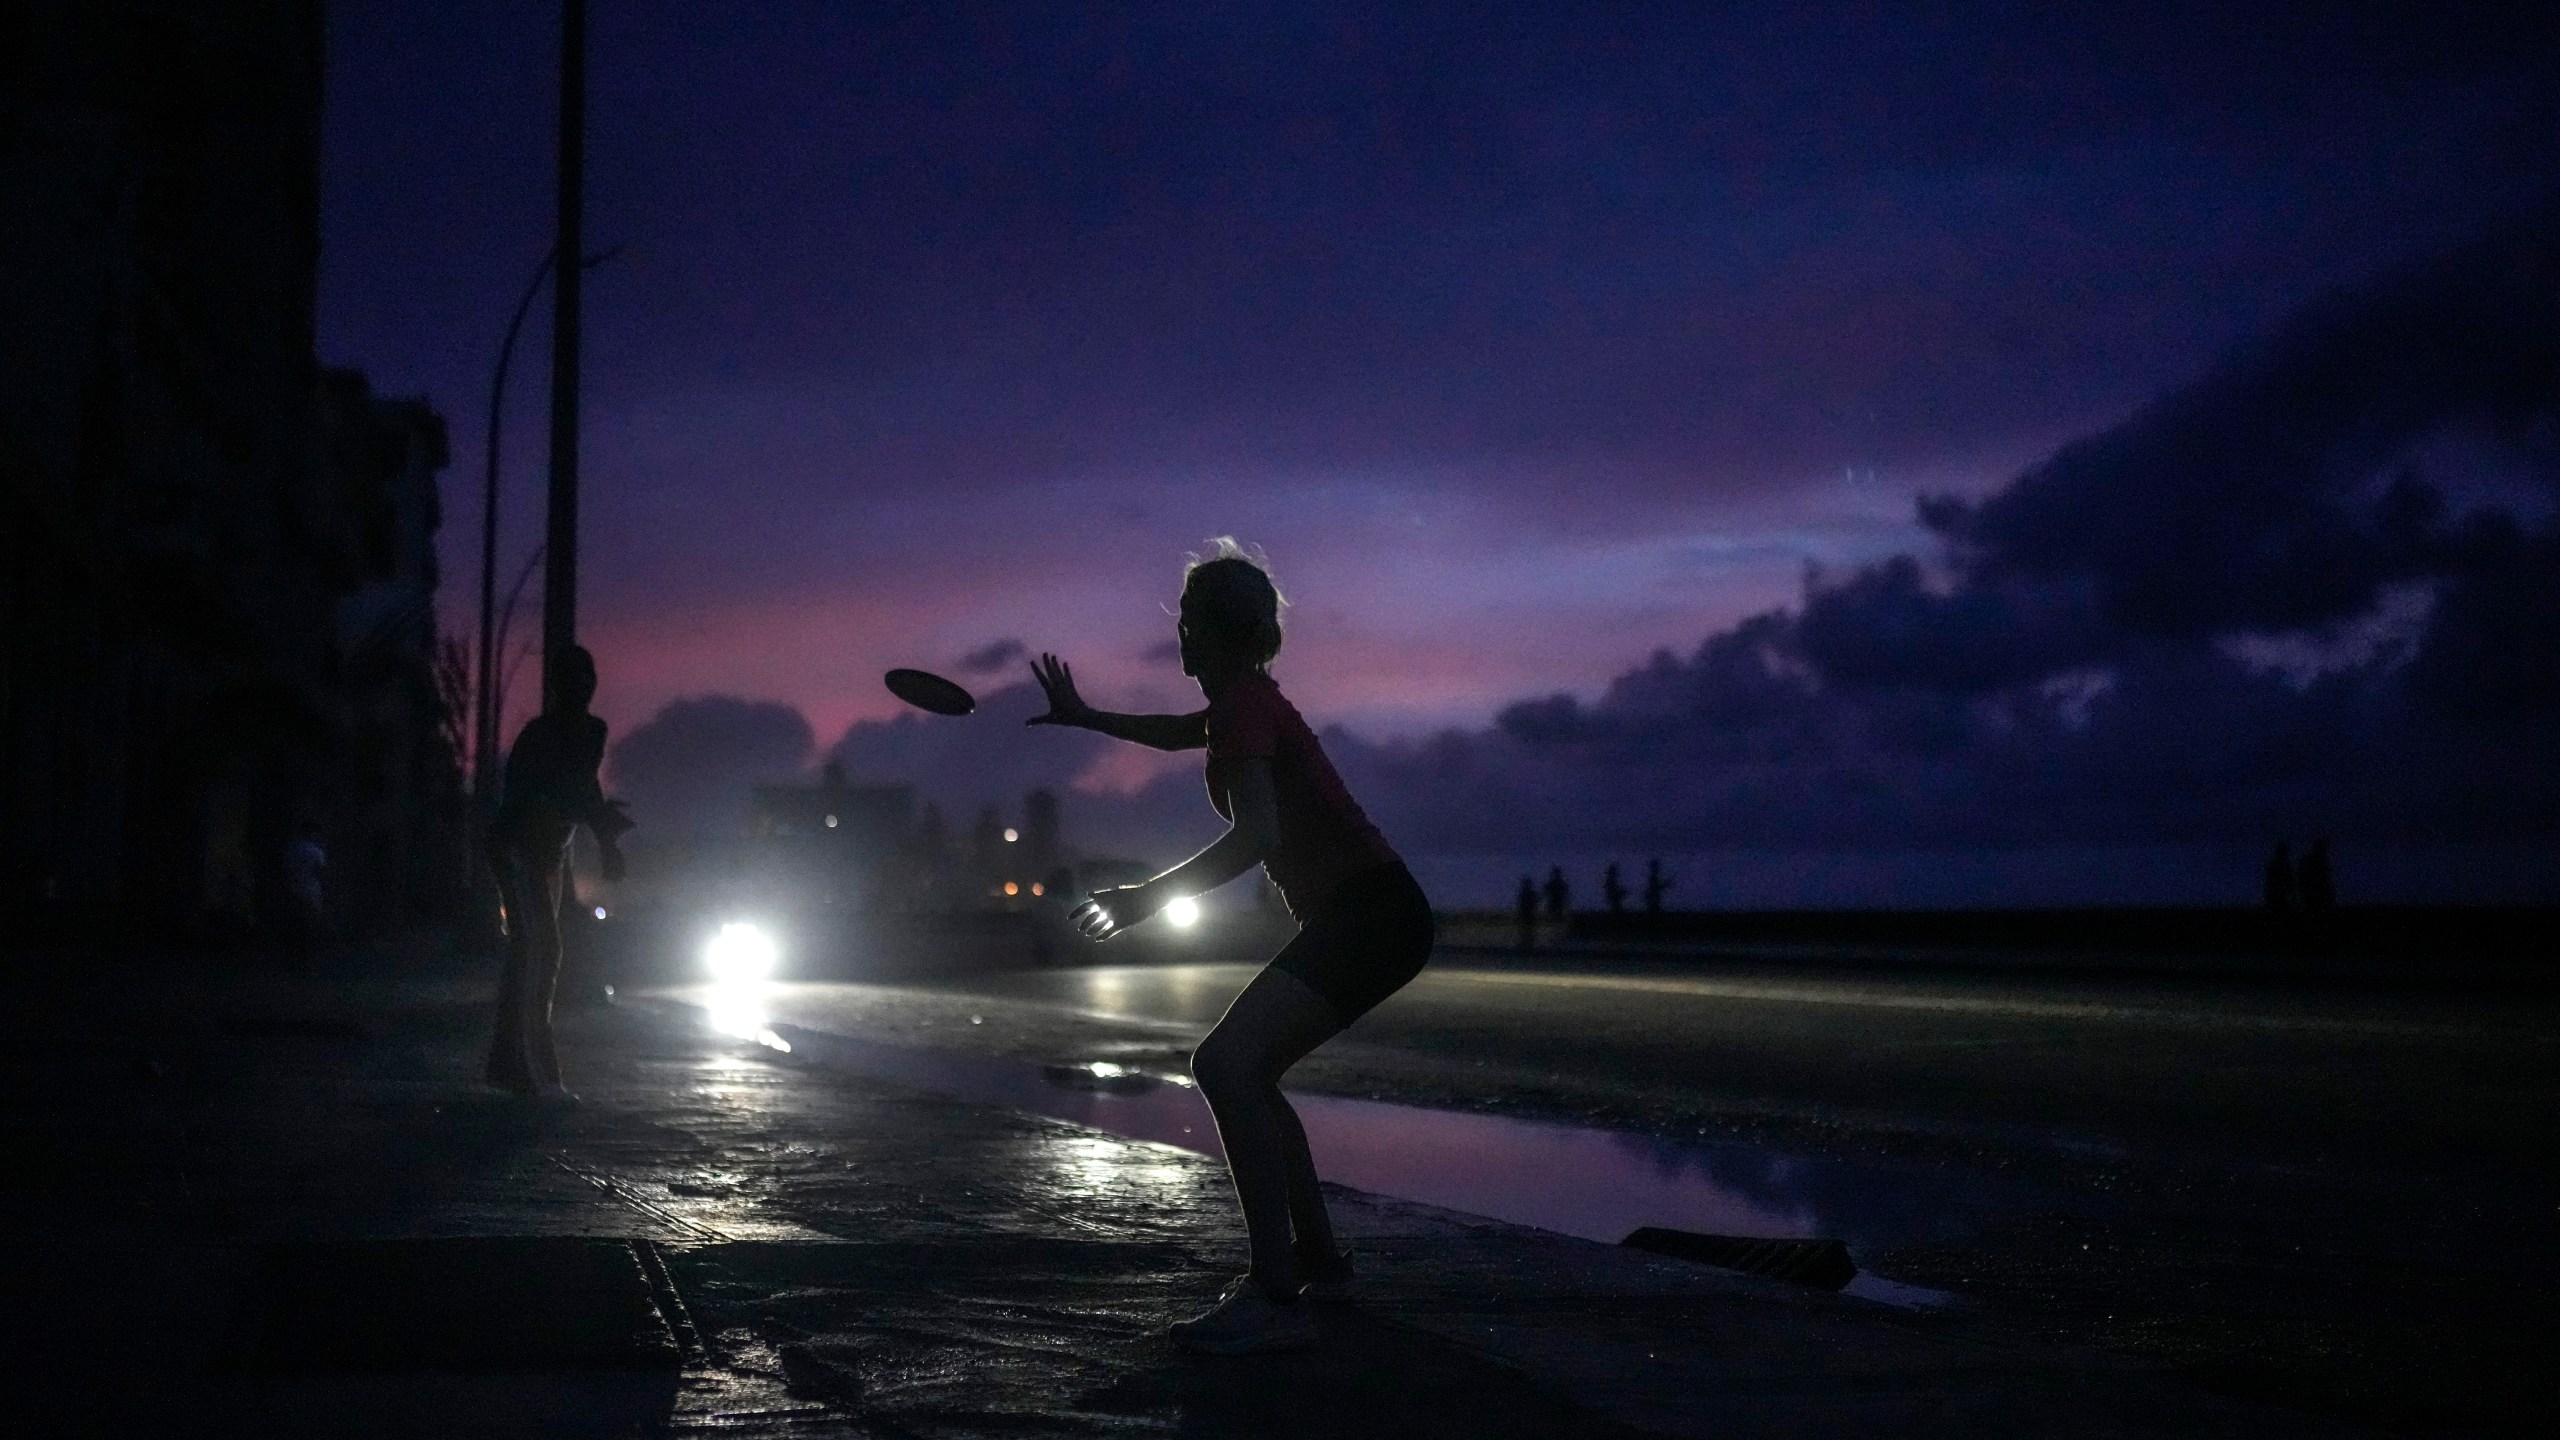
top-left (607, 696), bottom-right (814, 840)
top-left (621, 217), bottom-right (2560, 891)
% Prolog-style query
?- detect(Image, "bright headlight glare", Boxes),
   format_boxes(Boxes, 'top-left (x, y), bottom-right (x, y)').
top-left (705, 921), bottom-right (778, 981)
top-left (1164, 897), bottom-right (1201, 928)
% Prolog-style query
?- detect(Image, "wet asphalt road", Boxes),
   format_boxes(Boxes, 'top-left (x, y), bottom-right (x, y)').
top-left (21, 954), bottom-right (2362, 1438)
top-left (704, 949), bottom-right (2558, 1431)
top-left (930, 953), bottom-right (2556, 1175)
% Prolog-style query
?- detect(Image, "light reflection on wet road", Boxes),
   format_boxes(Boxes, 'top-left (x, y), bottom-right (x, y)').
top-left (667, 979), bottom-right (2041, 1297)
top-left (1016, 957), bottom-right (2541, 1039)
top-left (613, 961), bottom-right (2556, 1427)
top-left (656, 954), bottom-right (2557, 1259)
top-left (948, 958), bottom-right (2560, 1177)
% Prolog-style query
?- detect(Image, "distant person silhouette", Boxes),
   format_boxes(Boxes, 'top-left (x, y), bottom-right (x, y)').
top-left (1643, 857), bottom-right (1672, 915)
top-left (1543, 865), bottom-right (1570, 925)
top-left (1602, 862), bottom-right (1627, 915)
top-left (486, 645), bottom-right (630, 1103)
top-left (2262, 841), bottom-right (2296, 912)
top-left (282, 819), bottom-right (328, 974)
top-left (1029, 540), bottom-right (1431, 1355)
top-left (1516, 875), bottom-right (1538, 951)
top-left (2298, 839), bottom-right (2335, 913)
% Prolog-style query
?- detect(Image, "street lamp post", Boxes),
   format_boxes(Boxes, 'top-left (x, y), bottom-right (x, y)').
top-left (472, 242), bottom-right (614, 821)
top-left (543, 0), bottom-right (587, 691)
top-left (474, 249), bottom-right (559, 819)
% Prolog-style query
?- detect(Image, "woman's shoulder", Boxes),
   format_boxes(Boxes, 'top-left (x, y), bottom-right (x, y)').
top-left (509, 712), bottom-right (566, 751)
top-left (1218, 668), bottom-right (1301, 711)
top-left (1204, 669), bottom-right (1304, 754)
top-left (1239, 670), bottom-right (1314, 732)
top-left (509, 712), bottom-right (608, 764)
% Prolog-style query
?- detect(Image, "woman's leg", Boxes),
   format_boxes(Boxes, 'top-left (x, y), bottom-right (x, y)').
top-left (487, 851), bottom-right (535, 1089)
top-left (1191, 965), bottom-right (1347, 1299)
top-left (523, 853), bottom-right (567, 1087)
top-left (1268, 1075), bottom-right (1341, 1273)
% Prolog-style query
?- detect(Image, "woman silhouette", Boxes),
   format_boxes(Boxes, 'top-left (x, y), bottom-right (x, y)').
top-left (487, 645), bottom-right (630, 1102)
top-left (1029, 540), bottom-right (1434, 1354)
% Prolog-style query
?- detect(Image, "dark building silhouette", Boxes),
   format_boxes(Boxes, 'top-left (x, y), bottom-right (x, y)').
top-left (971, 806), bottom-right (1006, 895)
top-left (2, 4), bottom-right (463, 944)
top-left (1023, 788), bottom-right (1061, 883)
top-left (2298, 839), bottom-right (2336, 913)
top-left (321, 370), bottom-right (466, 931)
top-left (2263, 841), bottom-right (2296, 911)
top-left (915, 801), bottom-right (948, 874)
top-left (745, 763), bottom-right (918, 912)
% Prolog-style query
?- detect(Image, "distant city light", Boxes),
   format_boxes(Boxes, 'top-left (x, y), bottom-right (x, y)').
top-left (1164, 897), bottom-right (1201, 928)
top-left (1004, 881), bottom-right (1020, 896)
top-left (1003, 828), bottom-right (1019, 842)
top-left (593, 906), bottom-right (608, 920)
top-left (705, 921), bottom-right (778, 982)
top-left (824, 813), bottom-right (838, 828)
top-left (1030, 883), bottom-right (1044, 896)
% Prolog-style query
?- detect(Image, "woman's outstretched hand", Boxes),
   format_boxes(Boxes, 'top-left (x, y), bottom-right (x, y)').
top-left (1072, 885), bottom-right (1158, 940)
top-left (1027, 653), bottom-right (1095, 728)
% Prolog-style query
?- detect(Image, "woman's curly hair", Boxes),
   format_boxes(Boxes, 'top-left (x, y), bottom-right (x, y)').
top-left (1181, 537), bottom-right (1287, 667)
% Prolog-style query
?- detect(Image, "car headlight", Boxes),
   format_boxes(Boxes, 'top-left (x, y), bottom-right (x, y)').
top-left (705, 921), bottom-right (778, 981)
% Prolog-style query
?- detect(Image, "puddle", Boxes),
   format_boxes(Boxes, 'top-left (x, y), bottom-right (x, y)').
top-left (669, 984), bottom-right (2035, 1307)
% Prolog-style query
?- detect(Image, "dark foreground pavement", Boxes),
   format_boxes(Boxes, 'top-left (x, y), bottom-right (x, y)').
top-left (755, 951), bottom-right (2554, 1435)
top-left (1, 946), bottom-right (2380, 1437)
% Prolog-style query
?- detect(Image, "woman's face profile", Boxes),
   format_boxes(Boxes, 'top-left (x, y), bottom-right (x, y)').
top-left (1176, 594), bottom-right (1208, 678)
top-left (1177, 589), bottom-right (1241, 680)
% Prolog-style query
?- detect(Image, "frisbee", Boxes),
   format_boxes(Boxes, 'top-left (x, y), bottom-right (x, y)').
top-left (885, 668), bottom-right (976, 716)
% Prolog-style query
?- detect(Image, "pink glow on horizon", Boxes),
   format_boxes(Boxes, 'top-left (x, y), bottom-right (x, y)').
top-left (487, 452), bottom-right (2039, 754)
top-left (563, 554), bottom-right (1833, 751)
top-left (572, 580), bottom-right (1755, 755)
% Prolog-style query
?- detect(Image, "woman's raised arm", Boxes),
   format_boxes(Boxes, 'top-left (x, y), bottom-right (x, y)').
top-left (1027, 653), bottom-right (1207, 751)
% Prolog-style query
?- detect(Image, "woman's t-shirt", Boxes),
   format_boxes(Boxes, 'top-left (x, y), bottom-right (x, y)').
top-left (1202, 669), bottom-right (1400, 919)
top-left (494, 711), bottom-right (610, 846)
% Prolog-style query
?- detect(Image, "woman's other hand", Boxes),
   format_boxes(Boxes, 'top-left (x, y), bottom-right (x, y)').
top-left (594, 798), bottom-right (636, 840)
top-left (1027, 653), bottom-right (1095, 728)
top-left (1072, 885), bottom-right (1158, 939)
top-left (595, 800), bottom-right (634, 881)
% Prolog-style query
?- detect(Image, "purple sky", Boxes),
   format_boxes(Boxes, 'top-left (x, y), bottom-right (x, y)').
top-left (319, 3), bottom-right (2559, 895)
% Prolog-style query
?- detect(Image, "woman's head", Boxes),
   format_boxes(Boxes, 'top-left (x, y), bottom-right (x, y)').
top-left (547, 644), bottom-right (599, 714)
top-left (1178, 538), bottom-right (1285, 677)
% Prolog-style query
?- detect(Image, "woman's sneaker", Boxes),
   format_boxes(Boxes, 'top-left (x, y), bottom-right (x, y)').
top-left (1169, 1277), bottom-right (1318, 1355)
top-left (1297, 1249), bottom-right (1356, 1301)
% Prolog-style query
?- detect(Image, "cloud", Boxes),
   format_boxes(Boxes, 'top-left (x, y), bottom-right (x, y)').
top-left (828, 680), bottom-right (1104, 817)
top-left (606, 695), bottom-right (815, 839)
top-left (770, 214), bottom-right (2560, 891)
top-left (1330, 212), bottom-right (2560, 856)
top-left (956, 638), bottom-right (1029, 675)
top-left (824, 679), bottom-right (1228, 864)
top-left (1927, 213), bottom-right (2560, 650)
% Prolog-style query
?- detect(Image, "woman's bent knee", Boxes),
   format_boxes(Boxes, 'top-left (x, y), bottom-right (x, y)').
top-left (1191, 1028), bottom-right (1271, 1102)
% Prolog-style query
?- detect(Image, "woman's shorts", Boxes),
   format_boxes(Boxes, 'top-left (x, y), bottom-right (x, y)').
top-left (1268, 862), bottom-right (1435, 1024)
